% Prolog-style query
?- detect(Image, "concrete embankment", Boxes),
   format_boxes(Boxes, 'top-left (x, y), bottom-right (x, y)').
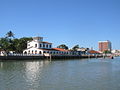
top-left (0, 56), bottom-right (45, 60)
top-left (48, 55), bottom-right (103, 59)
top-left (0, 55), bottom-right (103, 60)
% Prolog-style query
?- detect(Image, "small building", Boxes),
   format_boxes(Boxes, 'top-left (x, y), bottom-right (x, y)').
top-left (88, 50), bottom-right (101, 55)
top-left (0, 51), bottom-right (6, 56)
top-left (0, 50), bottom-right (15, 56)
top-left (77, 47), bottom-right (89, 55)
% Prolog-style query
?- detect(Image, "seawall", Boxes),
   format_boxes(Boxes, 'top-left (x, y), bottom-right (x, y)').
top-left (0, 56), bottom-right (45, 60)
top-left (0, 55), bottom-right (103, 60)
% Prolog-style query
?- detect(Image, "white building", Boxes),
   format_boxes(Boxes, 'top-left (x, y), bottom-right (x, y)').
top-left (23, 37), bottom-right (77, 56)
top-left (0, 51), bottom-right (6, 56)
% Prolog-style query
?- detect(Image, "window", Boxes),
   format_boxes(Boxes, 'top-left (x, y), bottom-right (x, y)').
top-left (39, 51), bottom-right (42, 54)
top-left (46, 44), bottom-right (48, 48)
top-left (28, 50), bottom-right (30, 54)
top-left (40, 44), bottom-right (42, 47)
top-left (28, 44), bottom-right (30, 46)
top-left (49, 45), bottom-right (51, 48)
top-left (67, 52), bottom-right (68, 54)
top-left (24, 51), bottom-right (27, 54)
top-left (35, 44), bottom-right (37, 47)
top-left (35, 50), bottom-right (37, 54)
top-left (43, 44), bottom-right (45, 48)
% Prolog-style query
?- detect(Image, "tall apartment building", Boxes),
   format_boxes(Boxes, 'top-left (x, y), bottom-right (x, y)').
top-left (98, 40), bottom-right (112, 52)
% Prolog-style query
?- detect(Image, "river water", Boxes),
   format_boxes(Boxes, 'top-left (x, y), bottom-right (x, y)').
top-left (0, 57), bottom-right (120, 90)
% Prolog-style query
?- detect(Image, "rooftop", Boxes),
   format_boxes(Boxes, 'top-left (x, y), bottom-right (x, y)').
top-left (53, 48), bottom-right (69, 52)
top-left (98, 40), bottom-right (111, 43)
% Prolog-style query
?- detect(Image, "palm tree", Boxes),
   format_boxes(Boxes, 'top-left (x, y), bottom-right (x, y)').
top-left (72, 45), bottom-right (79, 51)
top-left (6, 31), bottom-right (15, 38)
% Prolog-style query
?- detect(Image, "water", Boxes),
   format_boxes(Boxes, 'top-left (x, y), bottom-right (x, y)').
top-left (0, 57), bottom-right (120, 90)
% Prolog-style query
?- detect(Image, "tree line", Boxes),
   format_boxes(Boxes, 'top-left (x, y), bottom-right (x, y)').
top-left (0, 31), bottom-right (80, 54)
top-left (0, 31), bottom-right (32, 53)
top-left (57, 44), bottom-right (80, 51)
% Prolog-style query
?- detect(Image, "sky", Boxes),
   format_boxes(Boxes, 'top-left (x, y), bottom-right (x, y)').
top-left (0, 0), bottom-right (120, 50)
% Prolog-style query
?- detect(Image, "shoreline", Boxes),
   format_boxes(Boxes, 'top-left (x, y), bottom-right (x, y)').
top-left (0, 55), bottom-right (103, 60)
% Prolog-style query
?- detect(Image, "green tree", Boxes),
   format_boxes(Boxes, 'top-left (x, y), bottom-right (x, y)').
top-left (0, 38), bottom-right (11, 54)
top-left (0, 31), bottom-right (32, 54)
top-left (72, 45), bottom-right (79, 51)
top-left (6, 31), bottom-right (15, 38)
top-left (103, 50), bottom-right (111, 54)
top-left (14, 37), bottom-right (32, 53)
top-left (57, 44), bottom-right (68, 50)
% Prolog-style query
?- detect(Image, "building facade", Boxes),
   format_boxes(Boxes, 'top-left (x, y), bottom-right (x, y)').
top-left (98, 40), bottom-right (112, 52)
top-left (23, 37), bottom-right (79, 56)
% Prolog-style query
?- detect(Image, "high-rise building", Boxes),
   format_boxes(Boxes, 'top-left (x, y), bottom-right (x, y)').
top-left (98, 40), bottom-right (112, 52)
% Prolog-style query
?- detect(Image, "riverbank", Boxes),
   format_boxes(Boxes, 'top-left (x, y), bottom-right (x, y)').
top-left (0, 55), bottom-right (103, 60)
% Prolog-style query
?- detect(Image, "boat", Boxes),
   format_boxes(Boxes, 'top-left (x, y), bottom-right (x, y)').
top-left (110, 56), bottom-right (114, 59)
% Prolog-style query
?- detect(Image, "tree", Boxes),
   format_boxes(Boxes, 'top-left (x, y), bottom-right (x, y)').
top-left (57, 44), bottom-right (68, 50)
top-left (103, 50), bottom-right (111, 54)
top-left (0, 31), bottom-right (33, 53)
top-left (13, 37), bottom-right (32, 53)
top-left (6, 31), bottom-right (15, 38)
top-left (0, 38), bottom-right (11, 54)
top-left (72, 45), bottom-right (80, 51)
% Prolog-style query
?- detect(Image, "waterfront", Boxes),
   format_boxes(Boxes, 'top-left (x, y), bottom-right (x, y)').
top-left (0, 57), bottom-right (120, 90)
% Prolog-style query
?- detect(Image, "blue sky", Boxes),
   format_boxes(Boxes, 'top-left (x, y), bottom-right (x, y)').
top-left (0, 0), bottom-right (120, 50)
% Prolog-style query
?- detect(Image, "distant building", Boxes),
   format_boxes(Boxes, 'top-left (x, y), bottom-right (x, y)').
top-left (111, 50), bottom-right (120, 53)
top-left (88, 50), bottom-right (101, 55)
top-left (98, 40), bottom-right (112, 52)
top-left (77, 47), bottom-right (89, 54)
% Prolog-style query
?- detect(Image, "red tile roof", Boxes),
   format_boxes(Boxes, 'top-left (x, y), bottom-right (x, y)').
top-left (88, 50), bottom-right (100, 54)
top-left (53, 48), bottom-right (69, 52)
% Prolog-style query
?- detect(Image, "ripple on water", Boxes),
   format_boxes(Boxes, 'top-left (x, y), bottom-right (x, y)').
top-left (0, 58), bottom-right (120, 90)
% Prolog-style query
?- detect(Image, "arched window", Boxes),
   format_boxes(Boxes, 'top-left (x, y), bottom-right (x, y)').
top-left (35, 44), bottom-right (37, 47)
top-left (24, 51), bottom-right (27, 54)
top-left (32, 50), bottom-right (33, 54)
top-left (39, 51), bottom-right (41, 54)
top-left (43, 44), bottom-right (45, 48)
top-left (28, 50), bottom-right (30, 54)
top-left (46, 44), bottom-right (48, 48)
top-left (35, 50), bottom-right (37, 54)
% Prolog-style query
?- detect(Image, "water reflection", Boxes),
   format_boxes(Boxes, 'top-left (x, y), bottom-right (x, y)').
top-left (0, 62), bottom-right (3, 68)
top-left (24, 60), bottom-right (50, 86)
top-left (0, 58), bottom-right (120, 90)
